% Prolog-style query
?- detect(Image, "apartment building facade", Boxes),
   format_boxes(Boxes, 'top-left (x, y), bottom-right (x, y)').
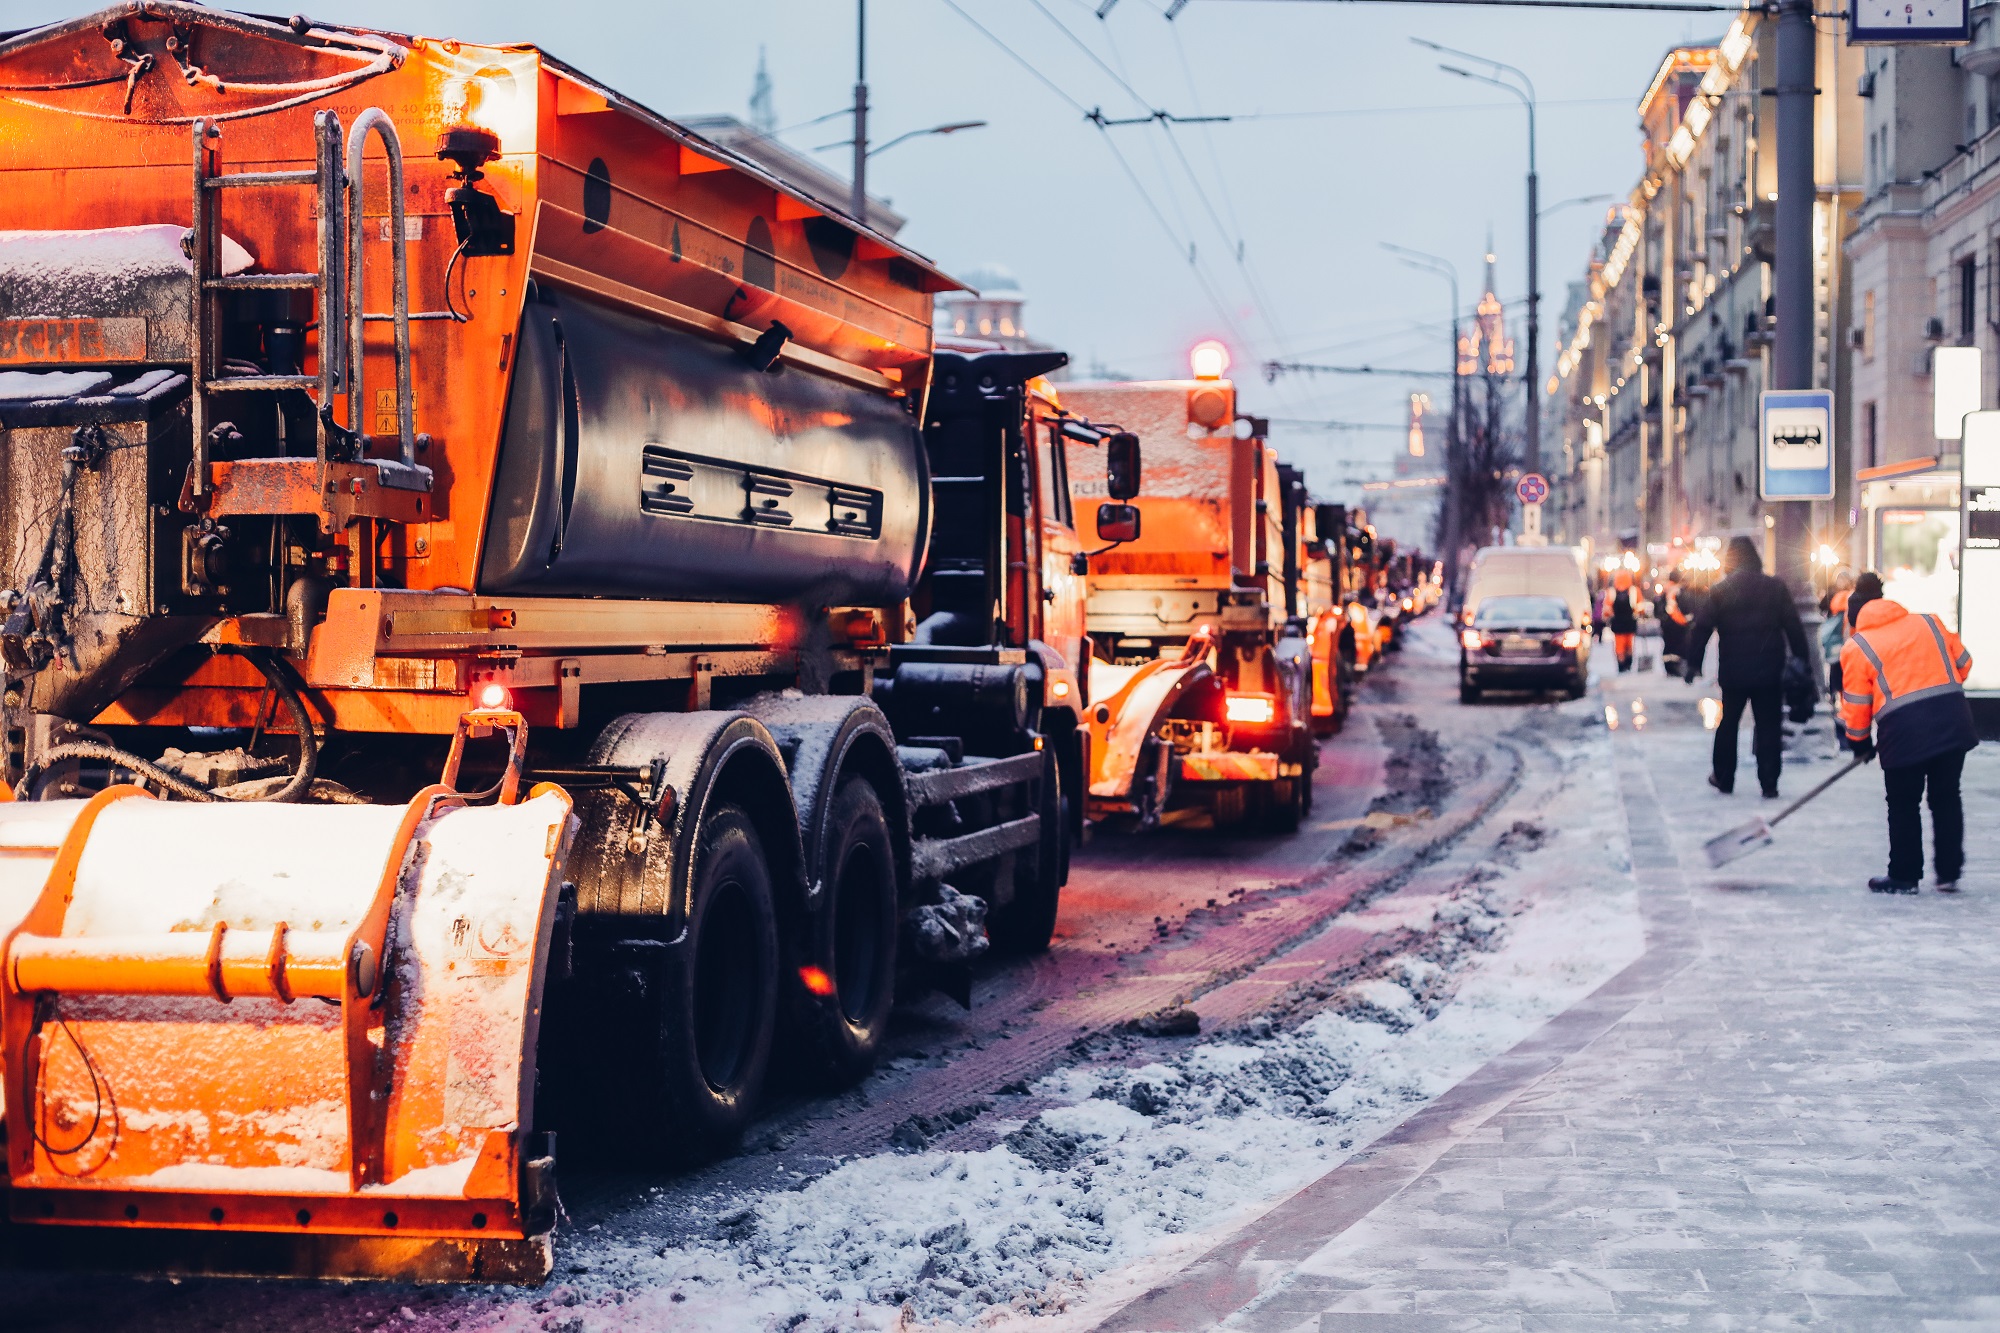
top-left (1546, 13), bottom-right (1863, 567)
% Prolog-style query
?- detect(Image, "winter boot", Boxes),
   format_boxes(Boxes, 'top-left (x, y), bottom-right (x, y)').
top-left (1868, 876), bottom-right (1919, 894)
top-left (1936, 879), bottom-right (1961, 894)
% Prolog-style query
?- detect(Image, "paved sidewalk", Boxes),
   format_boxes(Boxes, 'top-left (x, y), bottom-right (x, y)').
top-left (1108, 660), bottom-right (2000, 1331)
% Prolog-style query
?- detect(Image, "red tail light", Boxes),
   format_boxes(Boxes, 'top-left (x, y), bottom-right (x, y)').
top-left (1224, 692), bottom-right (1277, 725)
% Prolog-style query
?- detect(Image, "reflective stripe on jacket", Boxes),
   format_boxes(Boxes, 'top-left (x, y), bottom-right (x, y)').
top-left (1839, 599), bottom-right (1976, 769)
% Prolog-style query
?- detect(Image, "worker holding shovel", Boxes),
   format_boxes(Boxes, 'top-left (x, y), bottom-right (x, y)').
top-left (1840, 598), bottom-right (1978, 894)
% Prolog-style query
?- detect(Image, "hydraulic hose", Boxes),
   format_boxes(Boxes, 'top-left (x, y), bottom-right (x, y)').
top-left (20, 650), bottom-right (320, 803)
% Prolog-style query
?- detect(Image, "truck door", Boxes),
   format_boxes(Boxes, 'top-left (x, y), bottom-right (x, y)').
top-left (1030, 391), bottom-right (1087, 675)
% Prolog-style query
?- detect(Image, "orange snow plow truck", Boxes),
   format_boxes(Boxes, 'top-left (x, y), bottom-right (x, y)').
top-left (1061, 370), bottom-right (1315, 831)
top-left (0, 4), bottom-right (1092, 1283)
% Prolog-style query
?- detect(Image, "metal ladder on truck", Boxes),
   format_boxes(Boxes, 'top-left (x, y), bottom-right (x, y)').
top-left (185, 107), bottom-right (437, 547)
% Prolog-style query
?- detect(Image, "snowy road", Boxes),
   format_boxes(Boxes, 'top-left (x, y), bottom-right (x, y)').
top-left (7, 621), bottom-right (1648, 1331)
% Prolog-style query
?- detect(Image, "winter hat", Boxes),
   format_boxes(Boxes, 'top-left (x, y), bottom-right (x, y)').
top-left (1847, 571), bottom-right (1884, 627)
top-left (1724, 535), bottom-right (1762, 573)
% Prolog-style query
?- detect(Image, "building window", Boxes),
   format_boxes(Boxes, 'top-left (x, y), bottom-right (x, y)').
top-left (1962, 256), bottom-right (1980, 345)
top-left (1862, 289), bottom-right (1875, 360)
top-left (1864, 400), bottom-right (1879, 469)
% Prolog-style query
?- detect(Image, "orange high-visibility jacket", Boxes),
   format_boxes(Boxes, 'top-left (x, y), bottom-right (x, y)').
top-left (1839, 599), bottom-right (1976, 768)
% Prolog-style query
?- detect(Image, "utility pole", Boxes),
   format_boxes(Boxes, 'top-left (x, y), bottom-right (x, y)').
top-left (1419, 42), bottom-right (1538, 475)
top-left (851, 0), bottom-right (868, 226)
top-left (1525, 112), bottom-right (1539, 477)
top-left (1772, 0), bottom-right (1814, 600)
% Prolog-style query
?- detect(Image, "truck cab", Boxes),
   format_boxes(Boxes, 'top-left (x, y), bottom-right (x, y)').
top-left (1058, 362), bottom-right (1314, 831)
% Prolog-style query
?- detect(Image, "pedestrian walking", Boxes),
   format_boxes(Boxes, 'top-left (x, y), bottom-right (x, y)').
top-left (1839, 595), bottom-right (1977, 893)
top-left (1604, 570), bottom-right (1639, 672)
top-left (1846, 570), bottom-right (1883, 630)
top-left (1819, 569), bottom-right (1856, 747)
top-left (1682, 536), bottom-right (1809, 798)
top-left (1660, 570), bottom-right (1691, 677)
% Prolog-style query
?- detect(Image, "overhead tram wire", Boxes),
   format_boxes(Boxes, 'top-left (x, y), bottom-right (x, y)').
top-left (935, 0), bottom-right (1256, 350)
top-left (1166, 18), bottom-right (1291, 354)
top-left (1196, 0), bottom-right (1745, 11)
top-left (1025, 0), bottom-right (1299, 402)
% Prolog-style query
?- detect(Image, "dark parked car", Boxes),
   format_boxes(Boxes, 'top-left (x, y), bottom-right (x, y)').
top-left (1459, 594), bottom-right (1588, 702)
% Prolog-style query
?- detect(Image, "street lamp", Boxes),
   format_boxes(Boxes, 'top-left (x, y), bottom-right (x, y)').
top-left (1382, 242), bottom-right (1463, 601)
top-left (821, 120), bottom-right (988, 156)
top-left (1540, 193), bottom-right (1615, 220)
top-left (1416, 38), bottom-right (1540, 477)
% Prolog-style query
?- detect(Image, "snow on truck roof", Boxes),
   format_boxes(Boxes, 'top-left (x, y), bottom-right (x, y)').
top-left (0, 3), bottom-right (963, 294)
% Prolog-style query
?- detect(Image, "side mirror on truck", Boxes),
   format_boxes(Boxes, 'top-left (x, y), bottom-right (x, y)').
top-left (1096, 502), bottom-right (1142, 544)
top-left (1106, 432), bottom-right (1141, 501)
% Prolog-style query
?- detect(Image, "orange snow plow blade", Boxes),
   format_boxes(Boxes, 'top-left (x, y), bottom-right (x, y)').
top-left (0, 712), bottom-right (573, 1282)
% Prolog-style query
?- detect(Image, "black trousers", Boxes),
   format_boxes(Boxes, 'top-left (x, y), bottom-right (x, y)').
top-left (1714, 683), bottom-right (1783, 793)
top-left (1883, 747), bottom-right (1966, 884)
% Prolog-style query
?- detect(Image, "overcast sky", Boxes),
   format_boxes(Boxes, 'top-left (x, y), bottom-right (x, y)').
top-left (15, 0), bottom-right (1717, 506)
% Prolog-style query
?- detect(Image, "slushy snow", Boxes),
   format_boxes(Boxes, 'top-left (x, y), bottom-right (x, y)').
top-left (434, 715), bottom-right (1639, 1333)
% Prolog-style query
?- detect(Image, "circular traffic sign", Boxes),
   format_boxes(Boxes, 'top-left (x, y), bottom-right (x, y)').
top-left (1516, 473), bottom-right (1549, 505)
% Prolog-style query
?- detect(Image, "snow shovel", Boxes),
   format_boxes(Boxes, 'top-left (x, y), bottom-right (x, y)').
top-left (1703, 756), bottom-right (1869, 869)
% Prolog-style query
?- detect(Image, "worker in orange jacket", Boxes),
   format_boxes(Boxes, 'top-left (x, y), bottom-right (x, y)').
top-left (1840, 598), bottom-right (1977, 894)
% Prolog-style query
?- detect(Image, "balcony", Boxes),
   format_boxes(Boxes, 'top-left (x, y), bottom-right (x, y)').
top-left (1927, 116), bottom-right (2000, 206)
top-left (1960, 2), bottom-right (2000, 76)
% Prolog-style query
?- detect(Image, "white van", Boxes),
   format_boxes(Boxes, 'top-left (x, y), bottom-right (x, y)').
top-left (1460, 547), bottom-right (1593, 629)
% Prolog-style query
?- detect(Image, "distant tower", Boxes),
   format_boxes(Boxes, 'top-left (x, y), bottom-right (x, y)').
top-left (748, 46), bottom-right (776, 136)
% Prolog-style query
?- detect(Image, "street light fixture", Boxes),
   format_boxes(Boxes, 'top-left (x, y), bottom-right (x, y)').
top-left (826, 120), bottom-right (986, 157)
top-left (1418, 38), bottom-right (1541, 476)
top-left (1540, 193), bottom-right (1616, 220)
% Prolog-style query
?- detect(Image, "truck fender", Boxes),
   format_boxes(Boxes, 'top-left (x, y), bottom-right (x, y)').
top-left (738, 692), bottom-right (910, 903)
top-left (1087, 657), bottom-right (1213, 802)
top-left (579, 711), bottom-right (806, 941)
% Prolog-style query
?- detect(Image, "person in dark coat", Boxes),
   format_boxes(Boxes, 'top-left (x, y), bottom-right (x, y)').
top-left (1846, 570), bottom-right (1884, 630)
top-left (1682, 536), bottom-right (1810, 797)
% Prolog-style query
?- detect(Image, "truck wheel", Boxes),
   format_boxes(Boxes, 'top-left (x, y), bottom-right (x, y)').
top-left (661, 803), bottom-right (779, 1158)
top-left (799, 777), bottom-right (898, 1085)
top-left (1460, 678), bottom-right (1481, 704)
top-left (989, 747), bottom-right (1062, 955)
top-left (1263, 779), bottom-right (1304, 833)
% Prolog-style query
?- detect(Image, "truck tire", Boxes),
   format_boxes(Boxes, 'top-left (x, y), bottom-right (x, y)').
top-left (989, 747), bottom-right (1062, 955)
top-left (798, 776), bottom-right (898, 1086)
top-left (1261, 776), bottom-right (1306, 833)
top-left (660, 802), bottom-right (779, 1158)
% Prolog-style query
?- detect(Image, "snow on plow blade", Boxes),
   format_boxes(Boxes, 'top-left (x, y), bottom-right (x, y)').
top-left (0, 714), bottom-right (573, 1282)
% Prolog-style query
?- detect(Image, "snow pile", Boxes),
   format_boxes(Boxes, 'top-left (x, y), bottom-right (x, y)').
top-left (440, 711), bottom-right (1639, 1333)
top-left (0, 370), bottom-right (110, 401)
top-left (0, 224), bottom-right (251, 315)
